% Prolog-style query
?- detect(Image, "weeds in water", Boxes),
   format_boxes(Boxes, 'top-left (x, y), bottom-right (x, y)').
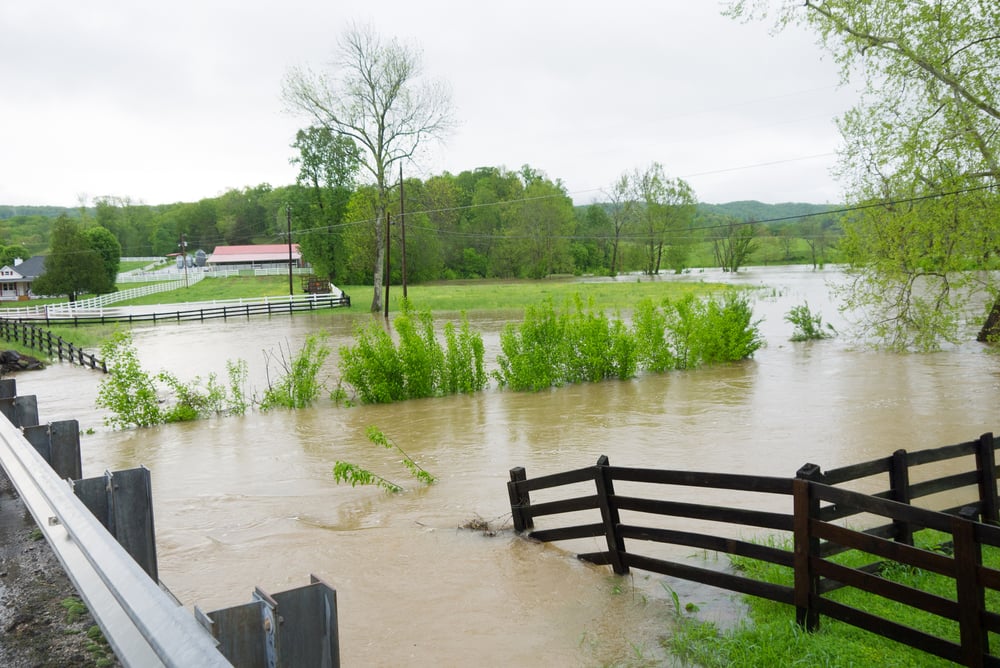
top-left (98, 329), bottom-right (255, 427)
top-left (785, 301), bottom-right (836, 341)
top-left (97, 331), bottom-right (162, 429)
top-left (260, 333), bottom-right (331, 409)
top-left (338, 300), bottom-right (486, 404)
top-left (495, 292), bottom-right (763, 391)
top-left (333, 425), bottom-right (435, 492)
top-left (332, 461), bottom-right (403, 493)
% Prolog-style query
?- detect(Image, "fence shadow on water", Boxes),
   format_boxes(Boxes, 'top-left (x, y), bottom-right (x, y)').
top-left (508, 433), bottom-right (1000, 667)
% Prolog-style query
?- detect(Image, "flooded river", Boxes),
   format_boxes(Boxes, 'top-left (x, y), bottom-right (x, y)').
top-left (14, 266), bottom-right (1000, 666)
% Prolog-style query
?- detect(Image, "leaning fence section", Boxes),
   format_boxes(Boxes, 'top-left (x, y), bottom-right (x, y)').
top-left (508, 432), bottom-right (1000, 667)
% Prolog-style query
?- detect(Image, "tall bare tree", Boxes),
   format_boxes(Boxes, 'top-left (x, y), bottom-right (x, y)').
top-left (283, 23), bottom-right (454, 312)
top-left (603, 173), bottom-right (634, 277)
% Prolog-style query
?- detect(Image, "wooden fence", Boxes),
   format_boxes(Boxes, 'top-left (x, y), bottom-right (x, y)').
top-left (507, 432), bottom-right (1000, 666)
top-left (0, 320), bottom-right (105, 372)
top-left (6, 292), bottom-right (351, 327)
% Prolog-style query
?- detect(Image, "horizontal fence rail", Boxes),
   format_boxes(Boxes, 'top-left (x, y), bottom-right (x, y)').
top-left (509, 432), bottom-right (1000, 667)
top-left (3, 292), bottom-right (350, 326)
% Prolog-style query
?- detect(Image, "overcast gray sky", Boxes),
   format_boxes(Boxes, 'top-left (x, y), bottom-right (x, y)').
top-left (1, 1), bottom-right (857, 208)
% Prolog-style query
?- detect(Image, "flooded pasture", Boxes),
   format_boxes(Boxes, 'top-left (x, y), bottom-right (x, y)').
top-left (14, 266), bottom-right (1000, 666)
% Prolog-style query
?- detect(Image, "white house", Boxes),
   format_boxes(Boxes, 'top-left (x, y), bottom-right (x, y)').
top-left (0, 256), bottom-right (46, 301)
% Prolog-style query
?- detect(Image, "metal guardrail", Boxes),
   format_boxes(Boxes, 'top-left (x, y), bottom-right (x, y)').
top-left (0, 384), bottom-right (230, 667)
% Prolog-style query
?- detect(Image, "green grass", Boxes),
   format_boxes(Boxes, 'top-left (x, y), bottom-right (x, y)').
top-left (111, 275), bottom-right (731, 314)
top-left (667, 530), bottom-right (998, 666)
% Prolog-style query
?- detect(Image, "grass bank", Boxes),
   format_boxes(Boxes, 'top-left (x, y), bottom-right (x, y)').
top-left (667, 531), bottom-right (997, 666)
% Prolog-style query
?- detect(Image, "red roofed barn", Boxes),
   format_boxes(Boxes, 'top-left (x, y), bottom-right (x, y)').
top-left (206, 244), bottom-right (303, 267)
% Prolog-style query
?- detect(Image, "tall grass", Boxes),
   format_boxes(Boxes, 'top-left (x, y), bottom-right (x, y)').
top-left (494, 292), bottom-right (763, 392)
top-left (338, 301), bottom-right (487, 404)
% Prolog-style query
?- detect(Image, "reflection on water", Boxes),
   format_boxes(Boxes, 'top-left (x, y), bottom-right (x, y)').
top-left (13, 266), bottom-right (1000, 666)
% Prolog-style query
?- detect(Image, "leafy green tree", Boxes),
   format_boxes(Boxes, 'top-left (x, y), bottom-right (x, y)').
top-left (83, 225), bottom-right (121, 289)
top-left (288, 126), bottom-right (359, 282)
top-left (631, 163), bottom-right (698, 275)
top-left (727, 0), bottom-right (1000, 347)
top-left (497, 170), bottom-right (575, 279)
top-left (0, 245), bottom-right (29, 267)
top-left (283, 22), bottom-right (455, 312)
top-left (32, 215), bottom-right (108, 301)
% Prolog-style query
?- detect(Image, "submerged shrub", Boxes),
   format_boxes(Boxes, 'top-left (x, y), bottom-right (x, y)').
top-left (97, 331), bottom-right (162, 429)
top-left (260, 333), bottom-right (331, 409)
top-left (785, 302), bottom-right (836, 341)
top-left (339, 301), bottom-right (486, 404)
top-left (632, 298), bottom-right (676, 373)
top-left (496, 292), bottom-right (764, 392)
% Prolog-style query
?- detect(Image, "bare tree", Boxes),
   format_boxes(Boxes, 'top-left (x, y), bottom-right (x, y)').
top-left (283, 23), bottom-right (454, 312)
top-left (713, 218), bottom-right (758, 273)
top-left (603, 173), bottom-right (634, 276)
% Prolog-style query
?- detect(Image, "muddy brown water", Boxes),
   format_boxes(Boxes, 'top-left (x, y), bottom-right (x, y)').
top-left (14, 266), bottom-right (1000, 666)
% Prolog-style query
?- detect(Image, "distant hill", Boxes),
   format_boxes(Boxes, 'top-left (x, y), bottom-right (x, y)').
top-left (0, 205), bottom-right (84, 220)
top-left (696, 200), bottom-right (840, 223)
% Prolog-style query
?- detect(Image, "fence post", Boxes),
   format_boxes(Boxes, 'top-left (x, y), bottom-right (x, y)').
top-left (975, 433), bottom-right (998, 524)
top-left (794, 464), bottom-right (821, 631)
top-left (507, 467), bottom-right (533, 532)
top-left (594, 455), bottom-right (628, 575)
top-left (952, 511), bottom-right (988, 666)
top-left (889, 449), bottom-right (914, 545)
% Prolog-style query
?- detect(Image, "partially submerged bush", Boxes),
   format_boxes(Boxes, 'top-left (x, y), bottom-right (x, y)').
top-left (338, 301), bottom-right (486, 404)
top-left (495, 292), bottom-right (763, 391)
top-left (785, 302), bottom-right (836, 341)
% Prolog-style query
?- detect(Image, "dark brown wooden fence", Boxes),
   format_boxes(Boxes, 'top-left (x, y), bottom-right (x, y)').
top-left (0, 320), bottom-right (106, 372)
top-left (508, 432), bottom-right (1000, 667)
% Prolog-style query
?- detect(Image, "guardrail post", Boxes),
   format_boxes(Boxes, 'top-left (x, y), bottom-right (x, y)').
top-left (889, 449), bottom-right (914, 545)
top-left (794, 464), bottom-right (821, 631)
top-left (507, 467), bottom-right (533, 532)
top-left (952, 510), bottom-right (988, 665)
top-left (595, 455), bottom-right (628, 575)
top-left (73, 467), bottom-right (159, 581)
top-left (975, 433), bottom-right (998, 524)
top-left (23, 420), bottom-right (82, 481)
top-left (0, 392), bottom-right (39, 428)
top-left (197, 575), bottom-right (339, 667)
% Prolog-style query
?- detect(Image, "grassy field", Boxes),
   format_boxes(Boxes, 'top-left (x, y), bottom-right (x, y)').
top-left (112, 275), bottom-right (731, 313)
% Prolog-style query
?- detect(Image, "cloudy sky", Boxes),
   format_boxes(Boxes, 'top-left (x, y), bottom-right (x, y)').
top-left (1, 1), bottom-right (858, 209)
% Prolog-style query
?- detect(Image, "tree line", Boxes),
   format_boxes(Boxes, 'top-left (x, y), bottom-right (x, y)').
top-left (0, 181), bottom-right (840, 282)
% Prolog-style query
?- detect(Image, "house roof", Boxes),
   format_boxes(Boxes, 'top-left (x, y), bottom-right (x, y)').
top-left (0, 255), bottom-right (47, 280)
top-left (207, 244), bottom-right (301, 264)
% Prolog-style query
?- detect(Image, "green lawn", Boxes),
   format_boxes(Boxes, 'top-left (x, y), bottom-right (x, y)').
top-left (113, 275), bottom-right (730, 313)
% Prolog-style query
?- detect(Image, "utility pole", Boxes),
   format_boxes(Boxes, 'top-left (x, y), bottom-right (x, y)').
top-left (400, 163), bottom-right (407, 300)
top-left (383, 209), bottom-right (391, 320)
top-left (179, 233), bottom-right (189, 288)
top-left (286, 205), bottom-right (293, 296)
